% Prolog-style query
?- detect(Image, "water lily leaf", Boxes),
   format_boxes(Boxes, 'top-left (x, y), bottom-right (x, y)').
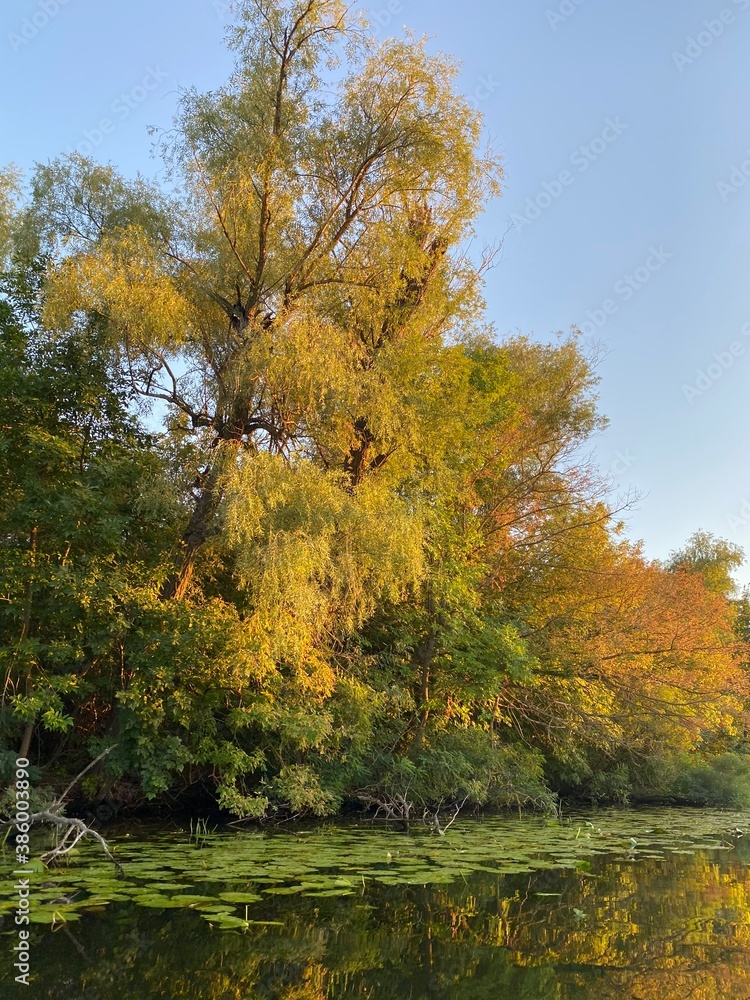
top-left (168, 894), bottom-right (216, 905)
top-left (130, 894), bottom-right (187, 908)
top-left (304, 888), bottom-right (355, 898)
top-left (218, 892), bottom-right (263, 904)
top-left (201, 913), bottom-right (250, 929)
top-left (28, 908), bottom-right (81, 924)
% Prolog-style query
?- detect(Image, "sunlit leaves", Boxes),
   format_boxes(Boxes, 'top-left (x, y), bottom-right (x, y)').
top-left (1, 0), bottom-right (746, 820)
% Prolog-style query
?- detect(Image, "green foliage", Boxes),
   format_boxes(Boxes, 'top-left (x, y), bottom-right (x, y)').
top-left (0, 165), bottom-right (21, 266)
top-left (0, 266), bottom-right (177, 768)
top-left (586, 764), bottom-right (632, 806)
top-left (361, 730), bottom-right (555, 814)
top-left (0, 1), bottom-right (746, 821)
top-left (0, 772), bottom-right (54, 819)
top-left (672, 753), bottom-right (750, 809)
top-left (667, 530), bottom-right (744, 597)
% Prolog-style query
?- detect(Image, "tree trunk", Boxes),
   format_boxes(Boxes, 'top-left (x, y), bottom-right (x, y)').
top-left (16, 529), bottom-right (37, 761)
top-left (19, 721), bottom-right (34, 761)
top-left (410, 630), bottom-right (435, 755)
top-left (409, 585), bottom-right (441, 755)
top-left (160, 473), bottom-right (219, 601)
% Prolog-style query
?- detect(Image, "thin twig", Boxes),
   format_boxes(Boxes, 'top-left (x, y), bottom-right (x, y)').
top-left (33, 812), bottom-right (122, 871)
top-left (52, 746), bottom-right (115, 810)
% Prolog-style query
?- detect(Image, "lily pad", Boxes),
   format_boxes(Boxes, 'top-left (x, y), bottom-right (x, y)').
top-left (217, 891), bottom-right (263, 904)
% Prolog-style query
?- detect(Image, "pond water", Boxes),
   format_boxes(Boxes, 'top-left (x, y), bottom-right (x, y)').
top-left (2, 807), bottom-right (750, 998)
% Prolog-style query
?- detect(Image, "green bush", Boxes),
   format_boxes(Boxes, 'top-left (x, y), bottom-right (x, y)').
top-left (586, 764), bottom-right (632, 805)
top-left (359, 731), bottom-right (557, 815)
top-left (672, 753), bottom-right (750, 809)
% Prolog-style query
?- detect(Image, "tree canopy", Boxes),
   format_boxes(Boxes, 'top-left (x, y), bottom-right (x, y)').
top-left (1, 0), bottom-right (747, 818)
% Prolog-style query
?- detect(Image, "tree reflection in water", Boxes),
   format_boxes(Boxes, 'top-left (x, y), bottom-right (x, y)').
top-left (5, 843), bottom-right (750, 999)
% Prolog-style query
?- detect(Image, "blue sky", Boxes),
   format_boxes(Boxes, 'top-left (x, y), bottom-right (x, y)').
top-left (2, 0), bottom-right (750, 582)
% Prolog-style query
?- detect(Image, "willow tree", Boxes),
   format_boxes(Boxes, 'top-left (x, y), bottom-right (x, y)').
top-left (15, 1), bottom-right (504, 811)
top-left (0, 167), bottom-right (21, 266)
top-left (34, 0), bottom-right (500, 624)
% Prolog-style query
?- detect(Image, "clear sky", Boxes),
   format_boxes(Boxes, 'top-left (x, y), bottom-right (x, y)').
top-left (2, 0), bottom-right (749, 582)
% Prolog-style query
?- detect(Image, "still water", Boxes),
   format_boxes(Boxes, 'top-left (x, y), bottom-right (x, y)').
top-left (2, 807), bottom-right (750, 998)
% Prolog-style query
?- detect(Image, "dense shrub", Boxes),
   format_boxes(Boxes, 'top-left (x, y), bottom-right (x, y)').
top-left (671, 754), bottom-right (750, 809)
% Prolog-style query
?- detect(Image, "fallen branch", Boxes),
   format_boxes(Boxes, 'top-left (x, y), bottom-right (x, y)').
top-left (433, 796), bottom-right (469, 835)
top-left (1, 747), bottom-right (122, 870)
top-left (357, 793), bottom-right (411, 822)
top-left (52, 746), bottom-right (115, 810)
top-left (358, 791), bottom-right (470, 833)
top-left (33, 811), bottom-right (122, 871)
